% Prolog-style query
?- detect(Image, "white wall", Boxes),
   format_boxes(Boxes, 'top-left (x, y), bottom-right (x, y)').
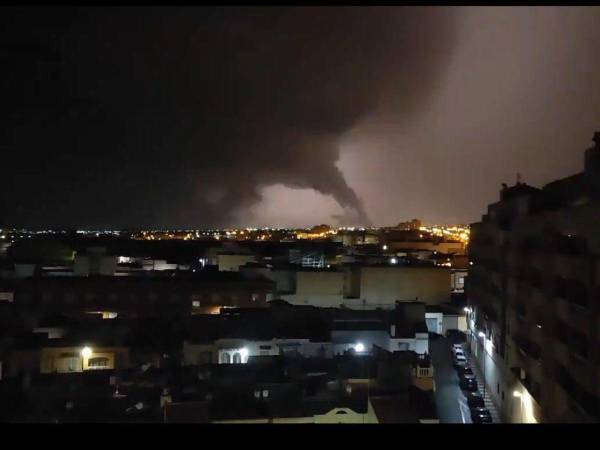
top-left (425, 312), bottom-right (443, 334)
top-left (183, 339), bottom-right (335, 365)
top-left (415, 333), bottom-right (429, 355)
top-left (468, 334), bottom-right (540, 423)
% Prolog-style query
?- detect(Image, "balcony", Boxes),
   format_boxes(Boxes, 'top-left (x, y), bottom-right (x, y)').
top-left (568, 303), bottom-right (591, 332)
top-left (554, 364), bottom-right (600, 420)
top-left (556, 297), bottom-right (570, 323)
top-left (551, 337), bottom-right (570, 368)
top-left (415, 366), bottom-right (434, 378)
top-left (513, 335), bottom-right (542, 362)
top-left (554, 253), bottom-right (589, 280)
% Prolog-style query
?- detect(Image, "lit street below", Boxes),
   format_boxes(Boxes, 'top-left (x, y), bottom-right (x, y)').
top-left (430, 337), bottom-right (472, 424)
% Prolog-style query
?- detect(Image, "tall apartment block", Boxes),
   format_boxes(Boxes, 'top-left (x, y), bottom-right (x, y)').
top-left (467, 133), bottom-right (600, 423)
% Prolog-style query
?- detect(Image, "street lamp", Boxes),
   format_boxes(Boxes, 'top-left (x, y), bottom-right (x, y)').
top-left (354, 342), bottom-right (365, 353)
top-left (81, 346), bottom-right (92, 372)
top-left (478, 332), bottom-right (486, 399)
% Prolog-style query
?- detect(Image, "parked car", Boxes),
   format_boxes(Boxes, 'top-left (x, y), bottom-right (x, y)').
top-left (452, 347), bottom-right (465, 357)
top-left (470, 407), bottom-right (493, 423)
top-left (466, 392), bottom-right (485, 408)
top-left (453, 353), bottom-right (467, 365)
top-left (456, 365), bottom-right (474, 376)
top-left (459, 372), bottom-right (476, 383)
top-left (459, 377), bottom-right (479, 391)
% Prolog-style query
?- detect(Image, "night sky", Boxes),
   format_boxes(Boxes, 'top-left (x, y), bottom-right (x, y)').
top-left (2, 7), bottom-right (600, 229)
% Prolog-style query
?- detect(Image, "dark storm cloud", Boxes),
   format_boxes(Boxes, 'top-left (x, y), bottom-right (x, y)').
top-left (0, 6), bottom-right (457, 228)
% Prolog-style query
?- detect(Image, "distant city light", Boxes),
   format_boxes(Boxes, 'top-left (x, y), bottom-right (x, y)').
top-left (390, 257), bottom-right (398, 265)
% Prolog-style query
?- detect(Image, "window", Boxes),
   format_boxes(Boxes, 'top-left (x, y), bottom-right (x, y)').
top-left (65, 357), bottom-right (79, 372)
top-left (262, 390), bottom-right (269, 398)
top-left (252, 294), bottom-right (259, 302)
top-left (232, 352), bottom-right (241, 364)
top-left (335, 410), bottom-right (348, 415)
top-left (88, 357), bottom-right (109, 369)
top-left (192, 301), bottom-right (200, 307)
top-left (220, 352), bottom-right (231, 364)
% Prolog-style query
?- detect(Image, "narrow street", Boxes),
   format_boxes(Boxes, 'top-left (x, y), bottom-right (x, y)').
top-left (430, 337), bottom-right (472, 423)
top-left (430, 335), bottom-right (503, 424)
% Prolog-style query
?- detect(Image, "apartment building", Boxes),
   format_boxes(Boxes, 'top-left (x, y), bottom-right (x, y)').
top-left (467, 132), bottom-right (600, 423)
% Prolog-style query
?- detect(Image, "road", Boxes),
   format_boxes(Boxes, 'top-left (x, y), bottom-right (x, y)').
top-left (430, 336), bottom-right (472, 424)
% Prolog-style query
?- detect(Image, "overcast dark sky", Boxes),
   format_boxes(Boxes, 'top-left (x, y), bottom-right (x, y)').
top-left (2, 6), bottom-right (600, 229)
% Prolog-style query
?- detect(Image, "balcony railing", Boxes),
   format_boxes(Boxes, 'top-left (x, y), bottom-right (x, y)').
top-left (415, 366), bottom-right (434, 378)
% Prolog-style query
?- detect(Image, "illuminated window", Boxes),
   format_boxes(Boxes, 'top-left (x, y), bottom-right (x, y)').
top-left (232, 352), bottom-right (242, 364)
